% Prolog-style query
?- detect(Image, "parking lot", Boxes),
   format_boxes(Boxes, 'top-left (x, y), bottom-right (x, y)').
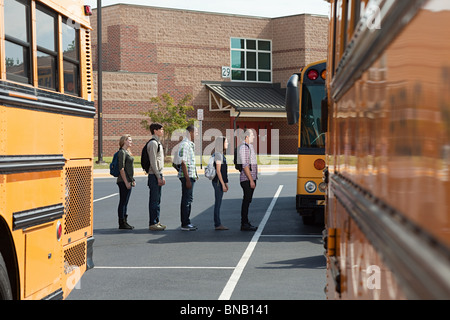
top-left (67, 170), bottom-right (325, 302)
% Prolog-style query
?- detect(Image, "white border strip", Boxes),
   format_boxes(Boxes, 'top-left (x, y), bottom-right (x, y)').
top-left (218, 185), bottom-right (283, 300)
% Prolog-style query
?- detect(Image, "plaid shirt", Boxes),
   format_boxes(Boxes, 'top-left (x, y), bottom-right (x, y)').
top-left (177, 137), bottom-right (197, 179)
top-left (239, 143), bottom-right (258, 182)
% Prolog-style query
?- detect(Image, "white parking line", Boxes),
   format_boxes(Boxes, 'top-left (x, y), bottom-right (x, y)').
top-left (93, 193), bottom-right (118, 203)
top-left (218, 185), bottom-right (284, 300)
top-left (261, 234), bottom-right (322, 238)
top-left (95, 266), bottom-right (234, 270)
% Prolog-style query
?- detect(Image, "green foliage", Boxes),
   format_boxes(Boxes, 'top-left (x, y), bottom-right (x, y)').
top-left (141, 93), bottom-right (195, 151)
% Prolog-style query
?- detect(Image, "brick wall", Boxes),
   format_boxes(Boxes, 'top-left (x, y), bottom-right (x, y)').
top-left (91, 5), bottom-right (327, 157)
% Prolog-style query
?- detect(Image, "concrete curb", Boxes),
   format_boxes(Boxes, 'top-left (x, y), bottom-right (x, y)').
top-left (93, 165), bottom-right (297, 178)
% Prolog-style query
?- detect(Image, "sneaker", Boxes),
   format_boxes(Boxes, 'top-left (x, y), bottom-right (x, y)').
top-left (149, 224), bottom-right (165, 231)
top-left (215, 225), bottom-right (229, 230)
top-left (157, 222), bottom-right (167, 229)
top-left (181, 224), bottom-right (197, 231)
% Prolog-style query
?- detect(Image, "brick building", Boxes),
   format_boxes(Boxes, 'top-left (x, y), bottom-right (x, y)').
top-left (91, 4), bottom-right (328, 157)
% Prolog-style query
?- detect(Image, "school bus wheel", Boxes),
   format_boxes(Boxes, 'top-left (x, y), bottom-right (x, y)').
top-left (0, 252), bottom-right (13, 300)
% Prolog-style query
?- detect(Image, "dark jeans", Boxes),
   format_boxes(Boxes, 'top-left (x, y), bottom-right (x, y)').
top-left (148, 174), bottom-right (162, 225)
top-left (240, 180), bottom-right (256, 225)
top-left (212, 181), bottom-right (224, 227)
top-left (117, 181), bottom-right (132, 220)
top-left (180, 177), bottom-right (195, 226)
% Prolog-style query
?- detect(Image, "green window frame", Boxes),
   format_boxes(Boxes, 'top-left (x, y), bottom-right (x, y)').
top-left (230, 37), bottom-right (272, 83)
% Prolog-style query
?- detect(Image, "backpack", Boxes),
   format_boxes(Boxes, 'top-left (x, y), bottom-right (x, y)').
top-left (141, 138), bottom-right (160, 174)
top-left (171, 142), bottom-right (183, 172)
top-left (172, 162), bottom-right (181, 172)
top-left (204, 154), bottom-right (216, 180)
top-left (234, 143), bottom-right (252, 172)
top-left (109, 150), bottom-right (120, 177)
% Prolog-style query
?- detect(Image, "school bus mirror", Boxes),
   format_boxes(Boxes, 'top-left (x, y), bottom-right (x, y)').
top-left (285, 74), bottom-right (300, 125)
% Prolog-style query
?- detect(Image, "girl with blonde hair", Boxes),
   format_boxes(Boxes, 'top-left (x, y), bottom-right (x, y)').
top-left (117, 134), bottom-right (135, 229)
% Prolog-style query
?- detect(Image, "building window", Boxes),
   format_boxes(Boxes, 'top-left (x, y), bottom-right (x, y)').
top-left (4, 0), bottom-right (32, 84)
top-left (230, 37), bottom-right (271, 82)
top-left (36, 4), bottom-right (57, 90)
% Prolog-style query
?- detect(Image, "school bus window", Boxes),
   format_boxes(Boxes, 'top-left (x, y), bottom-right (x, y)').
top-left (342, 0), bottom-right (349, 51)
top-left (334, 0), bottom-right (343, 71)
top-left (4, 0), bottom-right (32, 84)
top-left (301, 84), bottom-right (326, 148)
top-left (353, 0), bottom-right (362, 30)
top-left (63, 61), bottom-right (79, 95)
top-left (330, 0), bottom-right (338, 75)
top-left (346, 0), bottom-right (354, 41)
top-left (62, 19), bottom-right (80, 96)
top-left (36, 5), bottom-right (58, 90)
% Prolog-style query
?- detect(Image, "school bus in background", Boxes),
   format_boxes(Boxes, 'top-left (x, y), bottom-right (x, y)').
top-left (323, 0), bottom-right (450, 299)
top-left (0, 0), bottom-right (94, 299)
top-left (285, 59), bottom-right (327, 224)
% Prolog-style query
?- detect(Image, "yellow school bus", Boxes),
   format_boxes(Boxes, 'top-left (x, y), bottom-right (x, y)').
top-left (285, 60), bottom-right (327, 224)
top-left (0, 0), bottom-right (94, 299)
top-left (324, 0), bottom-right (450, 299)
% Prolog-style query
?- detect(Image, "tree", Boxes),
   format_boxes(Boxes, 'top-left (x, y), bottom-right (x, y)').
top-left (141, 93), bottom-right (195, 156)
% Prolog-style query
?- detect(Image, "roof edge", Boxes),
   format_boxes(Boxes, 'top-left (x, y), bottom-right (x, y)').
top-left (93, 3), bottom-right (327, 20)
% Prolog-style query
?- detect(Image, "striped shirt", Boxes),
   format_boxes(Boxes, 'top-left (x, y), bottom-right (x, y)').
top-left (177, 137), bottom-right (198, 179)
top-left (239, 143), bottom-right (258, 182)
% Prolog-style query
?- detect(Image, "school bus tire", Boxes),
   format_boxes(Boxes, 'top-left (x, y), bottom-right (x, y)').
top-left (302, 215), bottom-right (315, 225)
top-left (0, 252), bottom-right (12, 300)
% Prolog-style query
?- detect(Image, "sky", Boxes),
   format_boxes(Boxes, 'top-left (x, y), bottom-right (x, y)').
top-left (83, 0), bottom-right (330, 18)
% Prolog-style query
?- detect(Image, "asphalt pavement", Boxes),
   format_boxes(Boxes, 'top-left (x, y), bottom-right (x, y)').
top-left (67, 166), bottom-right (326, 303)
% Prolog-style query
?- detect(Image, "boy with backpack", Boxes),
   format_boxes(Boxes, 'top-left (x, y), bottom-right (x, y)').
top-left (237, 129), bottom-right (258, 231)
top-left (142, 123), bottom-right (166, 231)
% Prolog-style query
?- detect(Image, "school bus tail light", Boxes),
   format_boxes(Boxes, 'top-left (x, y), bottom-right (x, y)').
top-left (321, 69), bottom-right (327, 80)
top-left (57, 221), bottom-right (62, 241)
top-left (314, 159), bottom-right (326, 170)
top-left (307, 69), bottom-right (319, 80)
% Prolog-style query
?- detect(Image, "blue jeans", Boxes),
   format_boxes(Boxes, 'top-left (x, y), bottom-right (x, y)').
top-left (212, 181), bottom-right (224, 227)
top-left (148, 174), bottom-right (162, 225)
top-left (180, 177), bottom-right (195, 226)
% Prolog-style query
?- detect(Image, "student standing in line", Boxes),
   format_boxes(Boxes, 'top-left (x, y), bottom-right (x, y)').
top-left (178, 125), bottom-right (199, 231)
top-left (211, 136), bottom-right (229, 230)
top-left (239, 129), bottom-right (258, 231)
top-left (147, 123), bottom-right (166, 231)
top-left (117, 134), bottom-right (136, 230)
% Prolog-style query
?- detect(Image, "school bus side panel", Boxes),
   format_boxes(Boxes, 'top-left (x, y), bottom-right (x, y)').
top-left (1, 0), bottom-right (94, 299)
top-left (326, 1), bottom-right (450, 299)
